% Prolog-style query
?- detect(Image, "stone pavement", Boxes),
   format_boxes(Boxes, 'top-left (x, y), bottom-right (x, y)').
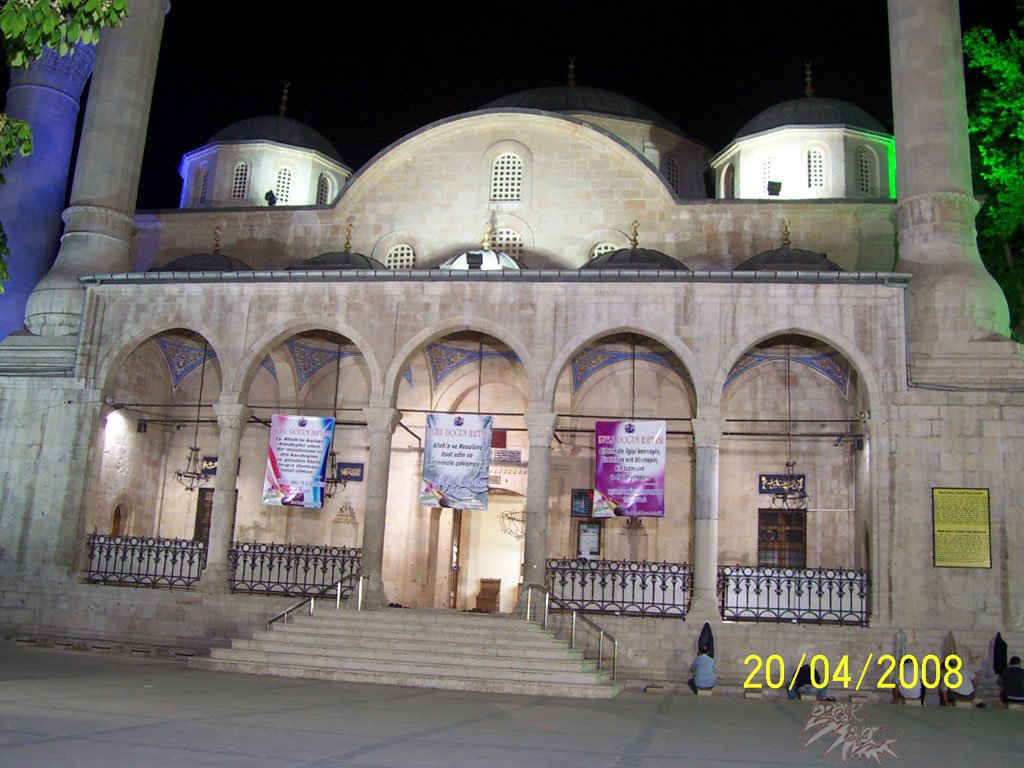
top-left (0, 647), bottom-right (1018, 767)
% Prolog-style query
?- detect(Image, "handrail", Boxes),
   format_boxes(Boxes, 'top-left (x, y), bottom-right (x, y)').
top-left (524, 582), bottom-right (618, 680)
top-left (267, 575), bottom-right (364, 630)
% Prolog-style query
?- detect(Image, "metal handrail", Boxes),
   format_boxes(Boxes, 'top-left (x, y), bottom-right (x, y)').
top-left (266, 575), bottom-right (364, 630)
top-left (524, 582), bottom-right (618, 680)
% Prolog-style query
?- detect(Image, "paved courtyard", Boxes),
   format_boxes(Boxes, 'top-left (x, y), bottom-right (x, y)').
top-left (0, 647), bottom-right (1017, 767)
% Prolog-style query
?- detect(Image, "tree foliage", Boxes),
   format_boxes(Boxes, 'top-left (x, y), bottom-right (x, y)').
top-left (963, 7), bottom-right (1024, 339)
top-left (0, 0), bottom-right (129, 292)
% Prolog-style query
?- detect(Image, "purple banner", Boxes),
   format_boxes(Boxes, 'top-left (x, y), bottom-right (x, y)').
top-left (262, 414), bottom-right (334, 509)
top-left (593, 420), bottom-right (666, 518)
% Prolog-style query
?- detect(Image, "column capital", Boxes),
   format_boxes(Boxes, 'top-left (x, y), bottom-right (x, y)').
top-left (691, 418), bottom-right (724, 448)
top-left (12, 43), bottom-right (96, 97)
top-left (363, 405), bottom-right (402, 434)
top-left (212, 401), bottom-right (250, 430)
top-left (524, 408), bottom-right (557, 446)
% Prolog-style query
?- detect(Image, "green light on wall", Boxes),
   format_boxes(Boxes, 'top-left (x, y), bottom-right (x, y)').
top-left (887, 139), bottom-right (897, 198)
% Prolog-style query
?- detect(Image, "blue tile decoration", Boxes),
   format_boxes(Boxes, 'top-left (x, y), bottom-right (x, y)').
top-left (571, 348), bottom-right (690, 392)
top-left (427, 343), bottom-right (522, 388)
top-left (285, 339), bottom-right (363, 389)
top-left (154, 338), bottom-right (216, 389)
top-left (260, 356), bottom-right (277, 381)
top-left (725, 350), bottom-right (850, 394)
top-left (404, 368), bottom-right (413, 388)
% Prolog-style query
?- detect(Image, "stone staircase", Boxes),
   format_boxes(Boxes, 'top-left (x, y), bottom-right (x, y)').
top-left (189, 606), bottom-right (622, 699)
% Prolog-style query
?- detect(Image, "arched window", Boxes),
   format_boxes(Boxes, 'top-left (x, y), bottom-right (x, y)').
top-left (492, 228), bottom-right (523, 260)
top-left (316, 173), bottom-right (332, 205)
top-left (589, 242), bottom-right (617, 261)
top-left (230, 162), bottom-right (249, 200)
top-left (111, 503), bottom-right (126, 537)
top-left (195, 165), bottom-right (209, 206)
top-left (807, 148), bottom-right (825, 188)
top-left (275, 167), bottom-right (292, 204)
top-left (664, 156), bottom-right (680, 194)
top-left (722, 164), bottom-right (735, 200)
top-left (385, 243), bottom-right (416, 269)
top-left (762, 157), bottom-right (773, 195)
top-left (856, 148), bottom-right (875, 195)
top-left (489, 153), bottom-right (523, 202)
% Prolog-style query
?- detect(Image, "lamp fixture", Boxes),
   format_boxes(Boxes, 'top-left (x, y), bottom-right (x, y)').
top-left (772, 336), bottom-right (808, 510)
top-left (324, 338), bottom-right (347, 498)
top-left (498, 507), bottom-right (526, 540)
top-left (175, 339), bottom-right (210, 492)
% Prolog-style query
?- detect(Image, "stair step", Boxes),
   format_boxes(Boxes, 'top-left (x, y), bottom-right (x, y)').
top-left (273, 620), bottom-right (561, 645)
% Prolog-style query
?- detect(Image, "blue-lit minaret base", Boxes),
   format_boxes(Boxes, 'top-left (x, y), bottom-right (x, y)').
top-left (0, 44), bottom-right (95, 341)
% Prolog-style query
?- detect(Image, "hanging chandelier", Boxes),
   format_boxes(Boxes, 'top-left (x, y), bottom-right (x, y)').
top-left (175, 339), bottom-right (210, 492)
top-left (324, 339), bottom-right (347, 499)
top-left (773, 336), bottom-right (808, 510)
top-left (498, 507), bottom-right (526, 540)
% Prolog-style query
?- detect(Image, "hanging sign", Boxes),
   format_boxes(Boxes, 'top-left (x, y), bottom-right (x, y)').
top-left (420, 413), bottom-right (492, 510)
top-left (262, 414), bottom-right (335, 509)
top-left (593, 420), bottom-right (666, 518)
top-left (759, 473), bottom-right (806, 494)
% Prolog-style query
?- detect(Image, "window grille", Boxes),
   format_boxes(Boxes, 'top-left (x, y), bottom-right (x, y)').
top-left (589, 242), bottom-right (617, 261)
top-left (489, 153), bottom-right (523, 201)
top-left (385, 243), bottom-right (416, 269)
top-left (316, 173), bottom-right (331, 205)
top-left (857, 149), bottom-right (873, 194)
top-left (492, 228), bottom-right (523, 259)
top-left (231, 163), bottom-right (249, 199)
top-left (807, 149), bottom-right (825, 188)
top-left (758, 509), bottom-right (807, 568)
top-left (275, 167), bottom-right (292, 204)
top-left (762, 158), bottom-right (773, 194)
top-left (196, 166), bottom-right (209, 205)
top-left (723, 164), bottom-right (735, 199)
top-left (664, 156), bottom-right (680, 193)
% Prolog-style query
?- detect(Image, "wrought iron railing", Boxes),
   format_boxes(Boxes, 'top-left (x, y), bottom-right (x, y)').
top-left (546, 558), bottom-right (691, 618)
top-left (229, 542), bottom-right (361, 598)
top-left (717, 565), bottom-right (869, 626)
top-left (85, 534), bottom-right (205, 589)
top-left (524, 583), bottom-right (618, 679)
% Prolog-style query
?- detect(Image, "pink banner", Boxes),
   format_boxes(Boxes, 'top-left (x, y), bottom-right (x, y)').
top-left (593, 420), bottom-right (666, 517)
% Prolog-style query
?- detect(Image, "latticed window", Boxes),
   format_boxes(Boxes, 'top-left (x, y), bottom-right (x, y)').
top-left (589, 242), bottom-right (617, 261)
top-left (385, 243), bottom-right (416, 269)
top-left (722, 164), bottom-right (735, 199)
top-left (664, 156), bottom-right (680, 194)
top-left (762, 157), bottom-right (773, 194)
top-left (857, 149), bottom-right (874, 194)
top-left (275, 167), bottom-right (292, 204)
top-left (492, 227), bottom-right (523, 260)
top-left (230, 163), bottom-right (249, 199)
top-left (807, 148), bottom-right (825, 188)
top-left (316, 173), bottom-right (331, 205)
top-left (489, 153), bottom-right (523, 201)
top-left (195, 166), bottom-right (209, 205)
top-left (758, 510), bottom-right (807, 568)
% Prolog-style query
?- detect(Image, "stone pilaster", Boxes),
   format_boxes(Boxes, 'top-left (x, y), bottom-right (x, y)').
top-left (360, 405), bottom-right (402, 610)
top-left (690, 417), bottom-right (723, 619)
top-left (521, 408), bottom-right (557, 603)
top-left (198, 400), bottom-right (249, 593)
top-left (25, 0), bottom-right (167, 337)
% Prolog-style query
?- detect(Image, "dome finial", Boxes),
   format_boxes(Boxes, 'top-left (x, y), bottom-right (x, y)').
top-left (344, 223), bottom-right (353, 252)
top-left (629, 221), bottom-right (639, 249)
top-left (567, 57), bottom-right (576, 87)
top-left (279, 81), bottom-right (290, 117)
top-left (804, 62), bottom-right (814, 99)
top-left (482, 221), bottom-right (492, 250)
top-left (213, 226), bottom-right (222, 256)
top-left (781, 219), bottom-right (792, 248)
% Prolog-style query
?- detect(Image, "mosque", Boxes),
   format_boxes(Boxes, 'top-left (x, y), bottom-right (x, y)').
top-left (0, 0), bottom-right (1021, 688)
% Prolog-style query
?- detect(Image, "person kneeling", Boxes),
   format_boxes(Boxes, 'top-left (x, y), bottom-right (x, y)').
top-left (688, 645), bottom-right (716, 694)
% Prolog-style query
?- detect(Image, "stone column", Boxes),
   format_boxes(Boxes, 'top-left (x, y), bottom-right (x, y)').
top-left (691, 418), bottom-right (723, 617)
top-left (0, 44), bottom-right (95, 340)
top-left (360, 405), bottom-right (402, 609)
top-left (521, 408), bottom-right (557, 601)
top-left (24, 0), bottom-right (167, 336)
top-left (888, 0), bottom-right (1011, 342)
top-left (198, 401), bottom-right (250, 592)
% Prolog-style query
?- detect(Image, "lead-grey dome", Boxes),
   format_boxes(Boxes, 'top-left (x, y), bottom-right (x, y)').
top-left (581, 247), bottom-right (689, 271)
top-left (286, 251), bottom-right (386, 270)
top-left (734, 97), bottom-right (887, 139)
top-left (209, 115), bottom-right (345, 163)
top-left (149, 253), bottom-right (252, 272)
top-left (485, 86), bottom-right (685, 136)
top-left (735, 246), bottom-right (841, 272)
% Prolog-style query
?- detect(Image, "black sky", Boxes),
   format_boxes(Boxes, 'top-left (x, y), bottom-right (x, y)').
top-left (7, 2), bottom-right (1023, 209)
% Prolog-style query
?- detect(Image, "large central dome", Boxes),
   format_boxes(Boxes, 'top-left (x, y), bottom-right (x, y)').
top-left (734, 97), bottom-right (886, 139)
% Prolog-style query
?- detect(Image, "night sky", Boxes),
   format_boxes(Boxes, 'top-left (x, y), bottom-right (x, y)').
top-left (6, 1), bottom-right (1024, 209)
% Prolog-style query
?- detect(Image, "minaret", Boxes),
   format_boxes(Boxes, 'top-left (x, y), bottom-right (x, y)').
top-left (23, 0), bottom-right (167, 337)
top-left (0, 43), bottom-right (95, 340)
top-left (888, 0), bottom-right (1011, 343)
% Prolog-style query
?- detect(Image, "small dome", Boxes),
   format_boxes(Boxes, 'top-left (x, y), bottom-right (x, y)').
top-left (484, 86), bottom-right (685, 136)
top-left (582, 247), bottom-right (689, 271)
top-left (735, 247), bottom-right (841, 272)
top-left (439, 250), bottom-right (522, 271)
top-left (286, 251), bottom-right (386, 270)
top-left (734, 98), bottom-right (887, 139)
top-left (209, 115), bottom-right (345, 163)
top-left (149, 253), bottom-right (252, 272)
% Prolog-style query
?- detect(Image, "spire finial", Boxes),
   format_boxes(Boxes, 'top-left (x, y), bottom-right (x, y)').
top-left (482, 221), bottom-right (492, 250)
top-left (567, 57), bottom-right (576, 87)
top-left (629, 221), bottom-right (639, 249)
top-left (781, 219), bottom-right (791, 248)
top-left (213, 226), bottom-right (222, 256)
top-left (279, 81), bottom-right (290, 116)
top-left (804, 62), bottom-right (814, 99)
top-left (344, 223), bottom-right (353, 252)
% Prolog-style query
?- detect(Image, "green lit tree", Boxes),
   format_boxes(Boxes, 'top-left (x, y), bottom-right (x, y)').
top-left (0, 0), bottom-right (129, 293)
top-left (963, 6), bottom-right (1024, 340)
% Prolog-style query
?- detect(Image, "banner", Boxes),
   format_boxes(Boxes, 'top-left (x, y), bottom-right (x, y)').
top-left (262, 414), bottom-right (334, 509)
top-left (420, 413), bottom-right (492, 510)
top-left (593, 420), bottom-right (666, 518)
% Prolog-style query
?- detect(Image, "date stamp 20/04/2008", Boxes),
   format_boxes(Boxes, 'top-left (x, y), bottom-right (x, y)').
top-left (743, 653), bottom-right (964, 692)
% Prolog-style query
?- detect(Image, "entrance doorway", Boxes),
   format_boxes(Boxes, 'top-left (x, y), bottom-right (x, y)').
top-left (193, 488), bottom-right (237, 546)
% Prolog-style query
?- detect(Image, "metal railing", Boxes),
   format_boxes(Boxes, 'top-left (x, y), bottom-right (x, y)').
top-left (266, 575), bottom-right (366, 630)
top-left (525, 582), bottom-right (618, 680)
top-left (717, 565), bottom-right (869, 626)
top-left (85, 534), bottom-right (205, 589)
top-left (546, 558), bottom-right (691, 618)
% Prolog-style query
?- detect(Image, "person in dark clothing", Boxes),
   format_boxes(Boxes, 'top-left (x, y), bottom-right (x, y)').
top-left (787, 663), bottom-right (834, 700)
top-left (998, 656), bottom-right (1024, 704)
